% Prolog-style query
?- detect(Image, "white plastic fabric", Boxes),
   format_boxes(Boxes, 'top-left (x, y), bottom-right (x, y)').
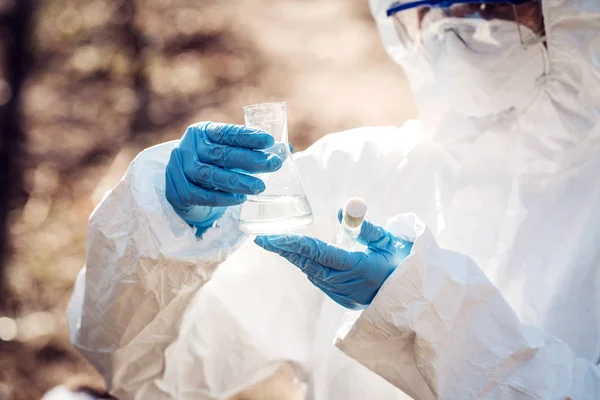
top-left (69, 0), bottom-right (600, 399)
top-left (41, 386), bottom-right (100, 400)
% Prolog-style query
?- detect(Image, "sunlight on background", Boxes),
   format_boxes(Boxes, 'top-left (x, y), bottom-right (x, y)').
top-left (0, 0), bottom-right (415, 398)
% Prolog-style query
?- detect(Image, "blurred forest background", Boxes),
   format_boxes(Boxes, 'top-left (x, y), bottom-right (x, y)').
top-left (0, 0), bottom-right (415, 398)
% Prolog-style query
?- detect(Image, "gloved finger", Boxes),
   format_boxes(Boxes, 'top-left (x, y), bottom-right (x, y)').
top-left (178, 206), bottom-right (227, 228)
top-left (356, 219), bottom-right (391, 247)
top-left (337, 209), bottom-right (384, 246)
top-left (201, 122), bottom-right (275, 149)
top-left (257, 240), bottom-right (336, 282)
top-left (289, 143), bottom-right (294, 153)
top-left (166, 172), bottom-right (246, 208)
top-left (257, 234), bottom-right (359, 271)
top-left (308, 277), bottom-right (361, 310)
top-left (254, 236), bottom-right (286, 254)
top-left (304, 270), bottom-right (339, 291)
top-left (183, 161), bottom-right (266, 195)
top-left (277, 251), bottom-right (334, 282)
top-left (197, 144), bottom-right (282, 173)
top-left (299, 257), bottom-right (333, 280)
top-left (358, 219), bottom-right (413, 255)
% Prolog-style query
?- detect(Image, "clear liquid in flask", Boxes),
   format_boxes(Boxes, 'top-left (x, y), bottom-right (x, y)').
top-left (238, 195), bottom-right (313, 235)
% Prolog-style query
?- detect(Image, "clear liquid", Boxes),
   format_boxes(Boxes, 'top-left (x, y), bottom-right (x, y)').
top-left (239, 195), bottom-right (313, 235)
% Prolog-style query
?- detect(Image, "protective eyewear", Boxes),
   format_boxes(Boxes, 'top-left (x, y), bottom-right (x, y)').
top-left (386, 0), bottom-right (544, 45)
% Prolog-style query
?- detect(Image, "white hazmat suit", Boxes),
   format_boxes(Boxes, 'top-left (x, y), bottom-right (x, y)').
top-left (69, 0), bottom-right (600, 398)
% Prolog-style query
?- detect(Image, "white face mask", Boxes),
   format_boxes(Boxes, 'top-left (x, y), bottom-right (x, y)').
top-left (420, 18), bottom-right (547, 119)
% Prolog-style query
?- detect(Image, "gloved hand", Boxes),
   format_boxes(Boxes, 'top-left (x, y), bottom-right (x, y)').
top-left (165, 122), bottom-right (284, 237)
top-left (254, 212), bottom-right (413, 309)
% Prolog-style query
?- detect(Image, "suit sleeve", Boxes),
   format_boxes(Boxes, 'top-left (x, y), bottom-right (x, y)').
top-left (336, 214), bottom-right (600, 399)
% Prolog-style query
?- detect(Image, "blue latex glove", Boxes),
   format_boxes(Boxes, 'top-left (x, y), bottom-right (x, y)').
top-left (254, 213), bottom-right (413, 309)
top-left (165, 122), bottom-right (284, 237)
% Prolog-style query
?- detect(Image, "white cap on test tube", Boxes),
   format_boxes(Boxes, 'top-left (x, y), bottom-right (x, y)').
top-left (343, 197), bottom-right (367, 229)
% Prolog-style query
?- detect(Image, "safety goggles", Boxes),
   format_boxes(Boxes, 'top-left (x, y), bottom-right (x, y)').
top-left (386, 0), bottom-right (544, 45)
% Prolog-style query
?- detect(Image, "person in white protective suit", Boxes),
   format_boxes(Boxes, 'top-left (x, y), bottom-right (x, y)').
top-left (67, 0), bottom-right (600, 398)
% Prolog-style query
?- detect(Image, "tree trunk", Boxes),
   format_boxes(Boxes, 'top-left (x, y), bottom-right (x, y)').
top-left (0, 0), bottom-right (33, 311)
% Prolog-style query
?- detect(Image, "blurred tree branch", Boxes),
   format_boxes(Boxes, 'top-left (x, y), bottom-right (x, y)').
top-left (0, 0), bottom-right (34, 311)
top-left (121, 0), bottom-right (152, 145)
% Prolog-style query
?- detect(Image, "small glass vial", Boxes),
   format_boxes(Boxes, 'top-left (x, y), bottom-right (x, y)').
top-left (335, 197), bottom-right (368, 335)
top-left (336, 197), bottom-right (367, 251)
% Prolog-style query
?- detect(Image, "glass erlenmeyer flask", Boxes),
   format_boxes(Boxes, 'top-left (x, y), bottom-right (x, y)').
top-left (239, 102), bottom-right (314, 235)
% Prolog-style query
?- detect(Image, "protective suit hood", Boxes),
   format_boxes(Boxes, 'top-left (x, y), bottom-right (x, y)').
top-left (366, 0), bottom-right (600, 358)
top-left (370, 0), bottom-right (600, 170)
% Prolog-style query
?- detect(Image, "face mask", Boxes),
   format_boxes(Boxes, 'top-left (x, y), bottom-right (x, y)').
top-left (420, 18), bottom-right (547, 119)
